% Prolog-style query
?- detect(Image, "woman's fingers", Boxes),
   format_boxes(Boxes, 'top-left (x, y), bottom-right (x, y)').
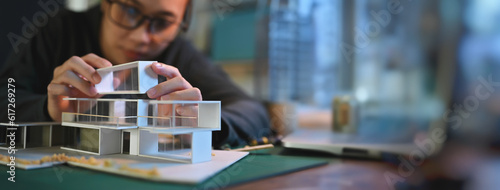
top-left (175, 104), bottom-right (198, 117)
top-left (150, 62), bottom-right (181, 80)
top-left (159, 88), bottom-right (201, 118)
top-left (113, 77), bottom-right (122, 89)
top-left (159, 88), bottom-right (202, 101)
top-left (52, 69), bottom-right (98, 96)
top-left (148, 77), bottom-right (193, 99)
top-left (47, 83), bottom-right (77, 96)
top-left (81, 53), bottom-right (113, 69)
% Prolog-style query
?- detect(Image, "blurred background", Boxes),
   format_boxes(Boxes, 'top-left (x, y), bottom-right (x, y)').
top-left (2, 0), bottom-right (500, 140)
top-left (2, 0), bottom-right (500, 142)
top-left (1, 0), bottom-right (500, 188)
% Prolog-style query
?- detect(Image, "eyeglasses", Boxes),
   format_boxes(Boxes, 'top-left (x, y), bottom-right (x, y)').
top-left (106, 0), bottom-right (177, 34)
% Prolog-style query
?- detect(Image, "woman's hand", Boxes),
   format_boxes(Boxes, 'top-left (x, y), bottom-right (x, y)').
top-left (148, 62), bottom-right (201, 120)
top-left (47, 53), bottom-right (112, 121)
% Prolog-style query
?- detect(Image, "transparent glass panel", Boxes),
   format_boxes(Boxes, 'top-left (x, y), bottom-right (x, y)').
top-left (158, 134), bottom-right (192, 152)
top-left (139, 129), bottom-right (192, 161)
top-left (0, 126), bottom-right (24, 149)
top-left (95, 61), bottom-right (157, 94)
top-left (63, 127), bottom-right (99, 153)
top-left (113, 67), bottom-right (138, 92)
top-left (62, 99), bottom-right (138, 128)
top-left (138, 101), bottom-right (221, 133)
top-left (25, 125), bottom-right (51, 148)
top-left (143, 103), bottom-right (199, 130)
top-left (50, 124), bottom-right (66, 146)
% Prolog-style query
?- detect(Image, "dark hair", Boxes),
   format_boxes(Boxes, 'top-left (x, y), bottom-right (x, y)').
top-left (181, 0), bottom-right (192, 32)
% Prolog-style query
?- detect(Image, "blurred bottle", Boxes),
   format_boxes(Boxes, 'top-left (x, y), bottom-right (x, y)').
top-left (332, 95), bottom-right (358, 133)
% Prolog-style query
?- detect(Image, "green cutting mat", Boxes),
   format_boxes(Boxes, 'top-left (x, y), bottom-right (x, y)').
top-left (1, 153), bottom-right (327, 189)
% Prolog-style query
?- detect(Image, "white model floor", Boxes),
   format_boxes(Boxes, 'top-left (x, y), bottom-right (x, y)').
top-left (0, 147), bottom-right (248, 184)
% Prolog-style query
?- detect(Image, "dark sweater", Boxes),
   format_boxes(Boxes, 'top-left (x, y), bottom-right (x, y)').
top-left (0, 6), bottom-right (271, 148)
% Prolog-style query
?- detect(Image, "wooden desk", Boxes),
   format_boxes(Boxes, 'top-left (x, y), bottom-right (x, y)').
top-left (2, 140), bottom-right (496, 189)
top-left (228, 159), bottom-right (404, 190)
top-left (228, 143), bottom-right (500, 190)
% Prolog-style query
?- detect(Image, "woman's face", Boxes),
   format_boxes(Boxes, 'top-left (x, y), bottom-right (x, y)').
top-left (100, 0), bottom-right (188, 64)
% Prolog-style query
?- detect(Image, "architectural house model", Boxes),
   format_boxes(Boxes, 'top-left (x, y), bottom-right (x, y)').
top-left (0, 61), bottom-right (220, 164)
top-left (20, 61), bottom-right (220, 163)
top-left (0, 122), bottom-right (63, 150)
top-left (0, 61), bottom-right (252, 184)
top-left (59, 61), bottom-right (221, 164)
top-left (61, 98), bottom-right (220, 163)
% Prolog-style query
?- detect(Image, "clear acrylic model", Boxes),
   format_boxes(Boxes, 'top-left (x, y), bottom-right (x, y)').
top-left (60, 61), bottom-right (221, 163)
top-left (137, 100), bottom-right (220, 163)
top-left (61, 98), bottom-right (139, 130)
top-left (95, 61), bottom-right (158, 94)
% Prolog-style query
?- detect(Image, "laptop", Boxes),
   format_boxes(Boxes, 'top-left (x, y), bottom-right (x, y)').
top-left (282, 119), bottom-right (446, 159)
top-left (282, 63), bottom-right (455, 159)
